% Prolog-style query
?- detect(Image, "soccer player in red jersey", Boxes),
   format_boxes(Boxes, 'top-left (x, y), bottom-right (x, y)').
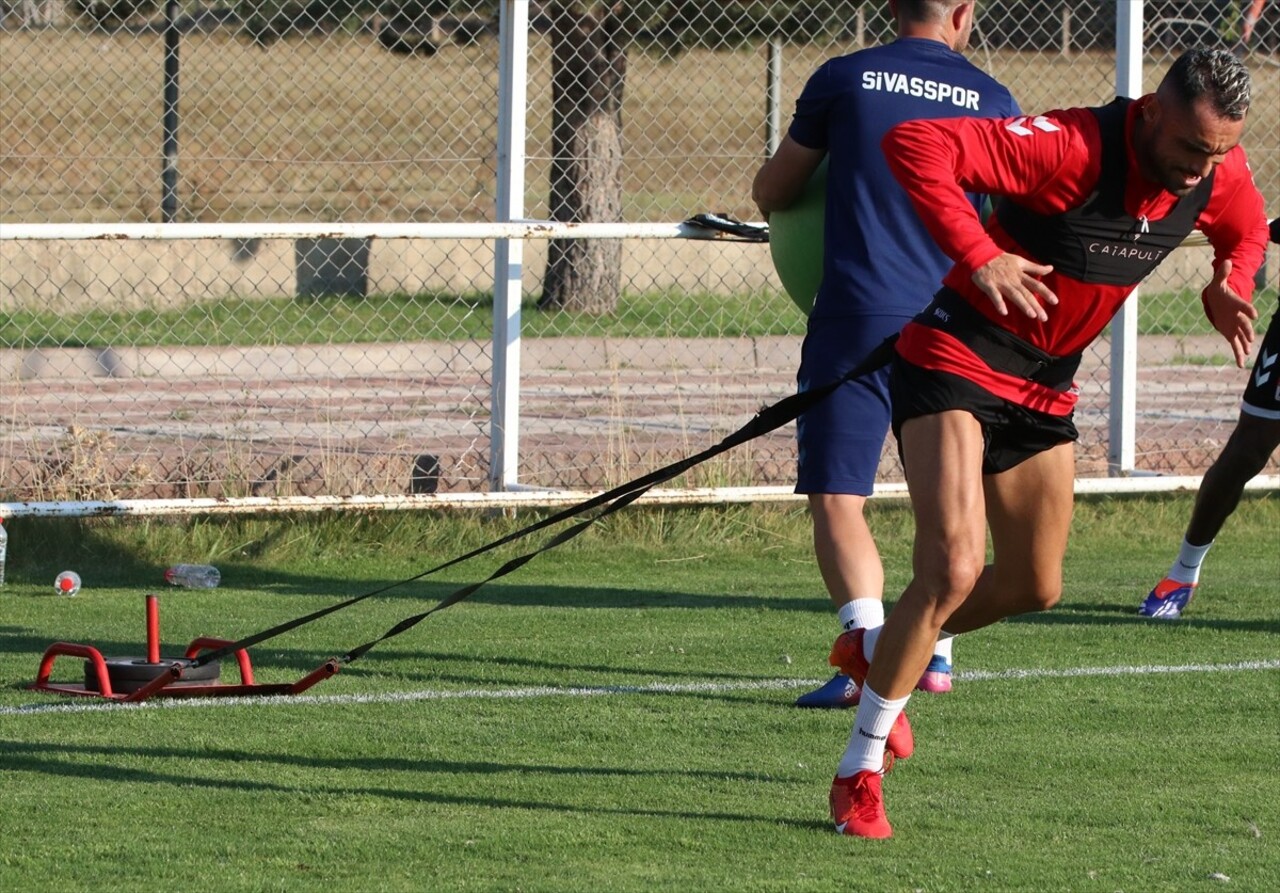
top-left (825, 48), bottom-right (1269, 838)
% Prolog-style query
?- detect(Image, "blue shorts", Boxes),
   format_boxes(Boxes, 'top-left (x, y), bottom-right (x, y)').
top-left (795, 314), bottom-right (912, 496)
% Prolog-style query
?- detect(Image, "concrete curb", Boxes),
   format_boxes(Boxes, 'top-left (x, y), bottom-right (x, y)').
top-left (0, 334), bottom-right (1237, 382)
top-left (2, 335), bottom-right (808, 381)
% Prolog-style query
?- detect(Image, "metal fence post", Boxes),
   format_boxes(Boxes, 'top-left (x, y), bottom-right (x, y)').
top-left (491, 0), bottom-right (530, 492)
top-left (1109, 0), bottom-right (1144, 475)
top-left (766, 37), bottom-right (783, 157)
top-left (161, 0), bottom-right (180, 223)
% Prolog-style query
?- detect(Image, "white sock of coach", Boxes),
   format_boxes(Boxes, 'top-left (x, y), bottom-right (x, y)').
top-left (838, 597), bottom-right (884, 632)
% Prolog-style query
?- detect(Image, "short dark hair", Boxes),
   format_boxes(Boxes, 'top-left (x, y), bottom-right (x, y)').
top-left (1160, 48), bottom-right (1251, 120)
top-left (897, 1), bottom-right (967, 24)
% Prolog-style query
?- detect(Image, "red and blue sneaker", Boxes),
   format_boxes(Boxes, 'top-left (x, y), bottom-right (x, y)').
top-left (1139, 577), bottom-right (1197, 620)
top-left (830, 770), bottom-right (892, 838)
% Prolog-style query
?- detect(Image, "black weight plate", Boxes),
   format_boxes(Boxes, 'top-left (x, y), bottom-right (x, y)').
top-left (84, 656), bottom-right (222, 693)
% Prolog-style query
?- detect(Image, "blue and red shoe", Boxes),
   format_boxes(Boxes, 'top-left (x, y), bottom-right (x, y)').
top-left (795, 672), bottom-right (860, 708)
top-left (1139, 577), bottom-right (1197, 620)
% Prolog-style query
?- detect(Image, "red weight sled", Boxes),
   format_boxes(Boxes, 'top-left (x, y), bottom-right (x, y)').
top-left (32, 594), bottom-right (338, 702)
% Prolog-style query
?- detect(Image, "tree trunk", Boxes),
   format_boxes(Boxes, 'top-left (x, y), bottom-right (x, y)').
top-left (539, 3), bottom-right (626, 314)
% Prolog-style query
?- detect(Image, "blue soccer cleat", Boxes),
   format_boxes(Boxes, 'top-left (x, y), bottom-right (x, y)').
top-left (1139, 577), bottom-right (1197, 620)
top-left (795, 672), bottom-right (860, 708)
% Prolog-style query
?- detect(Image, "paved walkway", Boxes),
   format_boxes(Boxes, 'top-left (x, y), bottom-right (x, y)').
top-left (0, 335), bottom-right (1264, 500)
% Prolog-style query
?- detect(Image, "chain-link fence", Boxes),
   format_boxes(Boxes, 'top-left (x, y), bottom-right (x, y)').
top-left (1, 1), bottom-right (1277, 506)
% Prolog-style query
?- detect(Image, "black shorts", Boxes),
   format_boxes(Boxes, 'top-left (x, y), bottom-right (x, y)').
top-left (889, 356), bottom-right (1079, 475)
top-left (1242, 308), bottom-right (1280, 420)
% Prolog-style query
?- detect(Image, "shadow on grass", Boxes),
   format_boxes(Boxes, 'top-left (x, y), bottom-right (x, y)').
top-left (0, 516), bottom-right (829, 609)
top-left (0, 740), bottom-right (826, 831)
top-left (0, 622), bottom-right (813, 694)
top-left (0, 738), bottom-right (786, 783)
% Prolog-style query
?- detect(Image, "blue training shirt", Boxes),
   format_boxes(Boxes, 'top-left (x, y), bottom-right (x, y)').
top-left (787, 37), bottom-right (1020, 319)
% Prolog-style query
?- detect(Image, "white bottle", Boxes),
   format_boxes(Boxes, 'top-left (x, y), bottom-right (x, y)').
top-left (164, 564), bottom-right (221, 589)
top-left (0, 516), bottom-right (7, 587)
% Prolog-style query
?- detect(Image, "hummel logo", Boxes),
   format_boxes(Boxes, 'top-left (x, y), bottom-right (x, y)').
top-left (1005, 115), bottom-right (1060, 137)
top-left (1256, 349), bottom-right (1277, 387)
top-left (857, 728), bottom-right (887, 742)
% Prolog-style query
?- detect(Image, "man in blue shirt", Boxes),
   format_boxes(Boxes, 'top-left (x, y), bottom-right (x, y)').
top-left (752, 1), bottom-right (1020, 709)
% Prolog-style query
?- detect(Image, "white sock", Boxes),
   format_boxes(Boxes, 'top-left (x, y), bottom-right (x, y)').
top-left (838, 598), bottom-right (884, 632)
top-left (932, 634), bottom-right (954, 662)
top-left (1168, 538), bottom-right (1213, 585)
top-left (860, 626), bottom-right (950, 666)
top-left (837, 685), bottom-right (911, 776)
top-left (862, 624), bottom-right (881, 662)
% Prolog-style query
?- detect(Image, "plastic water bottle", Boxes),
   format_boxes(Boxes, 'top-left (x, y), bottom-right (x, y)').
top-left (54, 570), bottom-right (81, 597)
top-left (164, 564), bottom-right (221, 589)
top-left (0, 516), bottom-right (7, 587)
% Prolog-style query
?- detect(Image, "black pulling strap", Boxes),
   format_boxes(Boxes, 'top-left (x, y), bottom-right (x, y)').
top-left (190, 335), bottom-right (897, 670)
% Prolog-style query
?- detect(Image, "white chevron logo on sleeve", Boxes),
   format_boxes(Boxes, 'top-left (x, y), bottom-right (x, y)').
top-left (1005, 115), bottom-right (1061, 137)
top-left (1256, 349), bottom-right (1277, 387)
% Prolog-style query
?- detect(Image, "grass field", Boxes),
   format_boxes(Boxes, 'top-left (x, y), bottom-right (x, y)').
top-left (3, 284), bottom-right (1273, 348)
top-left (1, 496), bottom-right (1277, 891)
top-left (4, 29), bottom-right (1276, 226)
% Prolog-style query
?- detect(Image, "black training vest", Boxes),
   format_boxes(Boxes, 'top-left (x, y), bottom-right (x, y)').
top-left (994, 97), bottom-right (1214, 286)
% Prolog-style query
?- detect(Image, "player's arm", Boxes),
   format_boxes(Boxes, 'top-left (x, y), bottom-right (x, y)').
top-left (752, 135), bottom-right (825, 219)
top-left (1242, 0), bottom-right (1265, 42)
top-left (1196, 159), bottom-right (1268, 367)
top-left (882, 112), bottom-right (1088, 319)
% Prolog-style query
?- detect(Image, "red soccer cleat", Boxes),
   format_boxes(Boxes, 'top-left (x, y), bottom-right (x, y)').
top-left (830, 771), bottom-right (892, 838)
top-left (886, 710), bottom-right (914, 760)
top-left (829, 628), bottom-right (915, 759)
top-left (828, 627), bottom-right (872, 684)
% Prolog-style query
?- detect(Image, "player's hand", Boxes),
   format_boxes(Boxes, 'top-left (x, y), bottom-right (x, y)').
top-left (971, 253), bottom-right (1058, 321)
top-left (1203, 260), bottom-right (1257, 368)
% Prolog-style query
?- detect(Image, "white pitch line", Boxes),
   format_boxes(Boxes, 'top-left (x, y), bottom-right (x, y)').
top-left (3, 659), bottom-right (1277, 718)
top-left (954, 659), bottom-right (1280, 680)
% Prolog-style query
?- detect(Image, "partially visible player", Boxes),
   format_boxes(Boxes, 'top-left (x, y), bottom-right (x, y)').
top-left (1240, 0), bottom-right (1267, 50)
top-left (1141, 215), bottom-right (1280, 619)
top-left (752, 1), bottom-right (1019, 709)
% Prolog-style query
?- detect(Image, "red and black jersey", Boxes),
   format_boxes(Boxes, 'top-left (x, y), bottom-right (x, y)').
top-left (882, 95), bottom-right (1269, 415)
